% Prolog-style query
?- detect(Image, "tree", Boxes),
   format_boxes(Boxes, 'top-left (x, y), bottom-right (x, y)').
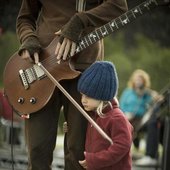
top-left (0, 0), bottom-right (21, 33)
top-left (124, 0), bottom-right (170, 47)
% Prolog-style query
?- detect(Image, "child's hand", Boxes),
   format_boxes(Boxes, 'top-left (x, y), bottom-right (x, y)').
top-left (79, 152), bottom-right (87, 169)
top-left (79, 159), bottom-right (87, 169)
top-left (63, 122), bottom-right (68, 133)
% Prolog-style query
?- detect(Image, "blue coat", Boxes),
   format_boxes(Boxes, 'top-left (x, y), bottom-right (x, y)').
top-left (119, 88), bottom-right (152, 117)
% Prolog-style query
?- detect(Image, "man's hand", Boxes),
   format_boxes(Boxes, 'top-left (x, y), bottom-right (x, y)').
top-left (18, 36), bottom-right (42, 62)
top-left (55, 30), bottom-right (76, 62)
top-left (21, 50), bottom-right (39, 64)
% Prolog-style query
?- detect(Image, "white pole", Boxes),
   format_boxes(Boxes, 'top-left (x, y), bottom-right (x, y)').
top-left (38, 62), bottom-right (113, 145)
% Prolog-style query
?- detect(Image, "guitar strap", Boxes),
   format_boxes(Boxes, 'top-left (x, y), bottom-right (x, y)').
top-left (76, 0), bottom-right (86, 12)
top-left (76, 0), bottom-right (103, 12)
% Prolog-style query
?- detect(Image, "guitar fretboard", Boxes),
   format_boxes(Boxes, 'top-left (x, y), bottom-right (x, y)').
top-left (75, 0), bottom-right (160, 53)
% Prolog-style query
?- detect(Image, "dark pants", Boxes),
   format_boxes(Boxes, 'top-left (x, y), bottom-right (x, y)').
top-left (145, 104), bottom-right (165, 159)
top-left (25, 78), bottom-right (87, 170)
top-left (146, 112), bottom-right (159, 158)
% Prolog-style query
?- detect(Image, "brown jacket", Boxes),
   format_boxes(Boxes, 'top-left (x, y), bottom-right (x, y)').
top-left (16, 0), bottom-right (128, 70)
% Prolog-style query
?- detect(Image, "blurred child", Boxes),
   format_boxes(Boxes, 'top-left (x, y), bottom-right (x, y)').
top-left (64, 61), bottom-right (133, 170)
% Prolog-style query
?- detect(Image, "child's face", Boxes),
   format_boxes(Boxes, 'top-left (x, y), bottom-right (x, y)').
top-left (81, 93), bottom-right (101, 111)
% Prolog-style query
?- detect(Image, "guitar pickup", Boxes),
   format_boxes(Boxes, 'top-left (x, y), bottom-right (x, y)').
top-left (19, 70), bottom-right (29, 89)
top-left (32, 64), bottom-right (46, 80)
top-left (24, 64), bottom-right (46, 84)
top-left (25, 67), bottom-right (37, 83)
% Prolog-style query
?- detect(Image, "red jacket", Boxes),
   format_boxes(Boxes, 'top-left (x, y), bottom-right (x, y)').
top-left (0, 90), bottom-right (13, 120)
top-left (85, 100), bottom-right (133, 170)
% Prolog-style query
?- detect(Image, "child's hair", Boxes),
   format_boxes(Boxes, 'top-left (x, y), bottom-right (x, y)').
top-left (96, 101), bottom-right (112, 117)
top-left (96, 97), bottom-right (119, 117)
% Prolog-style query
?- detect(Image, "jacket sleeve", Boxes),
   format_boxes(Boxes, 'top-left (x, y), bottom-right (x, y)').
top-left (77, 0), bottom-right (128, 28)
top-left (61, 0), bottom-right (128, 42)
top-left (16, 0), bottom-right (42, 43)
top-left (85, 115), bottom-right (133, 169)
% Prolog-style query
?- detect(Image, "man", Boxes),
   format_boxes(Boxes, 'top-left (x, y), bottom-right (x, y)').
top-left (16, 0), bottom-right (128, 169)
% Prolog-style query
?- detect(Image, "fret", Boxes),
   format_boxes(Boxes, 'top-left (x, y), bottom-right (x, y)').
top-left (89, 33), bottom-right (98, 43)
top-left (82, 37), bottom-right (90, 47)
top-left (137, 6), bottom-right (143, 14)
top-left (75, 46), bottom-right (81, 53)
top-left (143, 1), bottom-right (156, 11)
top-left (126, 10), bottom-right (136, 21)
top-left (85, 36), bottom-right (91, 46)
top-left (120, 14), bottom-right (129, 26)
top-left (105, 23), bottom-right (113, 34)
top-left (87, 35), bottom-right (93, 44)
top-left (104, 25), bottom-right (109, 35)
top-left (132, 9), bottom-right (137, 18)
top-left (119, 17), bottom-right (124, 26)
top-left (114, 20), bottom-right (119, 29)
top-left (95, 30), bottom-right (100, 40)
top-left (109, 21), bottom-right (115, 32)
top-left (115, 17), bottom-right (124, 28)
top-left (96, 29), bottom-right (102, 39)
top-left (99, 26), bottom-right (108, 38)
top-left (140, 2), bottom-right (152, 13)
top-left (87, 34), bottom-right (94, 44)
top-left (80, 40), bottom-right (86, 49)
top-left (127, 11), bottom-right (136, 24)
top-left (132, 7), bottom-right (142, 18)
top-left (144, 3), bottom-right (150, 10)
top-left (125, 13), bottom-right (130, 23)
top-left (98, 28), bottom-right (103, 38)
top-left (78, 43), bottom-right (84, 51)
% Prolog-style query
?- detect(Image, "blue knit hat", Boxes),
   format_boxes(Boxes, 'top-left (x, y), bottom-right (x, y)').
top-left (77, 61), bottom-right (118, 101)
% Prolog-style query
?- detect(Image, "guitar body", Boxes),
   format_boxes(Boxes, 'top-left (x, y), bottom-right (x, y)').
top-left (3, 36), bottom-right (80, 115)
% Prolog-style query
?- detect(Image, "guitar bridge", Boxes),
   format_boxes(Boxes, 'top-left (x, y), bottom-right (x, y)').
top-left (19, 70), bottom-right (29, 89)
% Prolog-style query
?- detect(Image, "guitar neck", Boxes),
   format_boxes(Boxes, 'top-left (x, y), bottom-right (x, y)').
top-left (75, 0), bottom-right (162, 54)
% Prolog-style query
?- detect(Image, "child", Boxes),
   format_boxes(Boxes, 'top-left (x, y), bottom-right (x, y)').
top-left (64, 61), bottom-right (133, 170)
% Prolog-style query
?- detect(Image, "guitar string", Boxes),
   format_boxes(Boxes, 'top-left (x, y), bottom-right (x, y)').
top-left (39, 2), bottom-right (149, 68)
top-left (40, 55), bottom-right (74, 72)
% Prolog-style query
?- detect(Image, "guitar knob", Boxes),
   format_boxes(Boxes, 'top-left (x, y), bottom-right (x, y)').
top-left (18, 97), bottom-right (24, 104)
top-left (30, 97), bottom-right (36, 104)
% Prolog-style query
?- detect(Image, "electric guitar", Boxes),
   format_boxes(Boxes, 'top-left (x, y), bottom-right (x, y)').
top-left (3, 0), bottom-right (169, 115)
